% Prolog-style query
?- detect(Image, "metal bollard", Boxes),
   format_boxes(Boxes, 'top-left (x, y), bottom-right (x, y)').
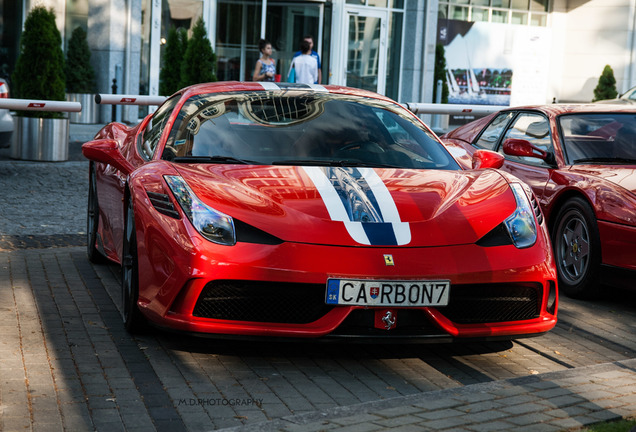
top-left (111, 78), bottom-right (118, 122)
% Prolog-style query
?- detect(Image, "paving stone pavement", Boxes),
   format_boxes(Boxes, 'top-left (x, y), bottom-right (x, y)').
top-left (1, 123), bottom-right (636, 431)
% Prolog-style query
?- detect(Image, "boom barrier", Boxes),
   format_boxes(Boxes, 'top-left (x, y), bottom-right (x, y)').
top-left (405, 103), bottom-right (508, 116)
top-left (94, 94), bottom-right (167, 106)
top-left (0, 98), bottom-right (81, 112)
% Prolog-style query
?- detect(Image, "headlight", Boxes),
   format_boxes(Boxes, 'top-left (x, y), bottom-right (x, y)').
top-left (164, 175), bottom-right (236, 246)
top-left (504, 183), bottom-right (537, 249)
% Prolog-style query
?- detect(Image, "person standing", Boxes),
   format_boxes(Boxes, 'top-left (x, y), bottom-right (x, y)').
top-left (252, 39), bottom-right (276, 82)
top-left (293, 35), bottom-right (321, 84)
top-left (290, 39), bottom-right (318, 85)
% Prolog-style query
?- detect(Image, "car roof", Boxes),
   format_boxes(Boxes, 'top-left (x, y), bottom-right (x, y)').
top-left (176, 81), bottom-right (397, 104)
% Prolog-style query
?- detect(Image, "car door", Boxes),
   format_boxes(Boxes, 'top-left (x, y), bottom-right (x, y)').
top-left (493, 111), bottom-right (555, 209)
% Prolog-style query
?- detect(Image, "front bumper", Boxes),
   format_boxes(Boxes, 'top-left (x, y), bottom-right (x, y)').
top-left (135, 229), bottom-right (558, 340)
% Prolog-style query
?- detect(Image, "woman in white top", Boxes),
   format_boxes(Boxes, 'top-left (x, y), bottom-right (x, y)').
top-left (290, 40), bottom-right (318, 85)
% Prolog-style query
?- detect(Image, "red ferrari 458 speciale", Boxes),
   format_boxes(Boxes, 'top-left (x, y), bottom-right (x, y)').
top-left (82, 82), bottom-right (557, 341)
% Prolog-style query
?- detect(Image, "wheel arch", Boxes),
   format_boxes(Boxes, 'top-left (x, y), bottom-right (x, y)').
top-left (546, 189), bottom-right (596, 234)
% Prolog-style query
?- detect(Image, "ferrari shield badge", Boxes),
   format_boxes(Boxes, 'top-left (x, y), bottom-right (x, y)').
top-left (384, 254), bottom-right (394, 266)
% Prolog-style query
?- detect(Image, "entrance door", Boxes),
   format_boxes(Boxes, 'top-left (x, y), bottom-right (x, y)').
top-left (344, 8), bottom-right (388, 94)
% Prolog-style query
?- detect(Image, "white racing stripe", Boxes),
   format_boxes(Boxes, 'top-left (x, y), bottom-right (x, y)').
top-left (358, 168), bottom-right (411, 245)
top-left (303, 166), bottom-right (411, 246)
top-left (303, 166), bottom-right (370, 244)
top-left (258, 82), bottom-right (280, 91)
top-left (257, 82), bottom-right (328, 92)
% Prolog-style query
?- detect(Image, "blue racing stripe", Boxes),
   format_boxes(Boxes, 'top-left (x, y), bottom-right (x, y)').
top-left (363, 222), bottom-right (398, 246)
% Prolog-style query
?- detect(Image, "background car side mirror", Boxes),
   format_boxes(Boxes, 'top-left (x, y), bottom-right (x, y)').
top-left (472, 149), bottom-right (504, 169)
top-left (502, 138), bottom-right (548, 159)
top-left (82, 139), bottom-right (134, 175)
top-left (502, 138), bottom-right (556, 165)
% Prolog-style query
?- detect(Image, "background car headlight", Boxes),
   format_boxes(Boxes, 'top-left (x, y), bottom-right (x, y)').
top-left (165, 175), bottom-right (236, 245)
top-left (504, 183), bottom-right (537, 249)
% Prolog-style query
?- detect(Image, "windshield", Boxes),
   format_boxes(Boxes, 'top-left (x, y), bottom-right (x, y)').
top-left (559, 113), bottom-right (636, 164)
top-left (161, 91), bottom-right (460, 170)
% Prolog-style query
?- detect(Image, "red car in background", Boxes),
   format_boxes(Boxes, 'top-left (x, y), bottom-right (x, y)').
top-left (82, 82), bottom-right (557, 341)
top-left (442, 104), bottom-right (636, 299)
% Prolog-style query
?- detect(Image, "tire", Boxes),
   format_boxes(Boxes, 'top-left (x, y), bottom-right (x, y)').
top-left (551, 197), bottom-right (602, 299)
top-left (122, 195), bottom-right (148, 333)
top-left (87, 163), bottom-right (107, 264)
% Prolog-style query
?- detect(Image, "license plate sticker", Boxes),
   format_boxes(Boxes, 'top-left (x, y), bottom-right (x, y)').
top-left (326, 279), bottom-right (450, 307)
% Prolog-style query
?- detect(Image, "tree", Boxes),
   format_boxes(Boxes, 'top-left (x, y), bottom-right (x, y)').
top-left (65, 26), bottom-right (96, 93)
top-left (12, 6), bottom-right (66, 118)
top-left (179, 17), bottom-right (217, 88)
top-left (592, 65), bottom-right (618, 102)
top-left (160, 27), bottom-right (188, 96)
top-left (433, 44), bottom-right (449, 104)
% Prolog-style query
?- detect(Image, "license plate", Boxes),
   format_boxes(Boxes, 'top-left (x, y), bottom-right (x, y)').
top-left (325, 279), bottom-right (450, 307)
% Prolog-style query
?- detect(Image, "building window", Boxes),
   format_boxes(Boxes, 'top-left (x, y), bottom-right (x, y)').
top-left (439, 0), bottom-right (549, 26)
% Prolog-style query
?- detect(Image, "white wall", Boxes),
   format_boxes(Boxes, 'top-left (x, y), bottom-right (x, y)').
top-left (556, 0), bottom-right (635, 102)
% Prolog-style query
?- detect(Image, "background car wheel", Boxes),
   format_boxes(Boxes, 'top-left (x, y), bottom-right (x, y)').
top-left (87, 163), bottom-right (106, 264)
top-left (122, 196), bottom-right (148, 333)
top-left (551, 196), bottom-right (601, 299)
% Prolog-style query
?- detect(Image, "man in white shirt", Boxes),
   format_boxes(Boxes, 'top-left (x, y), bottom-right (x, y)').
top-left (293, 35), bottom-right (322, 84)
top-left (291, 39), bottom-right (318, 85)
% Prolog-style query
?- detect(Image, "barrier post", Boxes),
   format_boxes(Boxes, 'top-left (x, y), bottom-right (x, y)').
top-left (111, 78), bottom-right (117, 122)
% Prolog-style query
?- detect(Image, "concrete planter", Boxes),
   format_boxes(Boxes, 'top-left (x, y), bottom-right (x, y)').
top-left (11, 116), bottom-right (69, 161)
top-left (67, 93), bottom-right (99, 124)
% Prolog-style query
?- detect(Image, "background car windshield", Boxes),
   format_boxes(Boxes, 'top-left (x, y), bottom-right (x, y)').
top-left (163, 92), bottom-right (459, 170)
top-left (559, 113), bottom-right (636, 163)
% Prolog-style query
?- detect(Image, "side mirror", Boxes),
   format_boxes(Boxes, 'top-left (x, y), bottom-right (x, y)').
top-left (502, 138), bottom-right (549, 160)
top-left (82, 139), bottom-right (134, 175)
top-left (472, 149), bottom-right (504, 169)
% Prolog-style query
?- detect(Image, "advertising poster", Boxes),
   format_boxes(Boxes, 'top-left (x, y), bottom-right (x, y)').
top-left (437, 19), bottom-right (551, 125)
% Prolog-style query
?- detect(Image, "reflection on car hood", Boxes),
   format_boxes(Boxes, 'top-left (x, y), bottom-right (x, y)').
top-left (570, 166), bottom-right (636, 195)
top-left (172, 164), bottom-right (516, 247)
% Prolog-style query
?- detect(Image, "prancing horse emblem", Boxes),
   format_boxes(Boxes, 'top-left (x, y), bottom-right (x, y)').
top-left (382, 311), bottom-right (396, 330)
top-left (384, 254), bottom-right (394, 266)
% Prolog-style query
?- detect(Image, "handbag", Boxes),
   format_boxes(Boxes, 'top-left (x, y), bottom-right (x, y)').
top-left (287, 63), bottom-right (296, 83)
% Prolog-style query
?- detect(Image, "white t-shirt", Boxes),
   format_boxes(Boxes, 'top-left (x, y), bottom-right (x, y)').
top-left (292, 54), bottom-right (318, 85)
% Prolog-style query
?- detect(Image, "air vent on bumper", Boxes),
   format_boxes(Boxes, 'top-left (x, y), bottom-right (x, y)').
top-left (147, 191), bottom-right (181, 219)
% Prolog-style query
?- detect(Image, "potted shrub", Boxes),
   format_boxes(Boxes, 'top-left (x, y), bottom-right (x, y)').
top-left (66, 26), bottom-right (98, 123)
top-left (160, 26), bottom-right (188, 96)
top-left (11, 6), bottom-right (69, 161)
top-left (179, 17), bottom-right (217, 87)
top-left (592, 65), bottom-right (618, 102)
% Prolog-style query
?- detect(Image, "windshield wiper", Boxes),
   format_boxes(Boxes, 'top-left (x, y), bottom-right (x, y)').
top-left (271, 159), bottom-right (401, 168)
top-left (572, 157), bottom-right (636, 165)
top-left (172, 155), bottom-right (259, 165)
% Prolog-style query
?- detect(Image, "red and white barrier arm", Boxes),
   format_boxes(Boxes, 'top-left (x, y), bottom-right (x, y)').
top-left (95, 94), bottom-right (167, 106)
top-left (0, 98), bottom-right (82, 112)
top-left (405, 103), bottom-right (509, 115)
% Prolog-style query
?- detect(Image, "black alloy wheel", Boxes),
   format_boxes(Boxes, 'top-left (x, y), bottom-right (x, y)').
top-left (552, 196), bottom-right (601, 299)
top-left (87, 163), bottom-right (106, 263)
top-left (122, 195), bottom-right (147, 333)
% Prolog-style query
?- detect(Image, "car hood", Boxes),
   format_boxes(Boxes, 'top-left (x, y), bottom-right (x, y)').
top-left (570, 165), bottom-right (636, 195)
top-left (172, 164), bottom-right (516, 247)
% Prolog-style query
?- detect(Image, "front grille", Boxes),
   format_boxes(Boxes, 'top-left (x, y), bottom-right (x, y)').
top-left (441, 284), bottom-right (540, 324)
top-left (193, 280), bottom-right (333, 323)
top-left (193, 281), bottom-right (541, 327)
